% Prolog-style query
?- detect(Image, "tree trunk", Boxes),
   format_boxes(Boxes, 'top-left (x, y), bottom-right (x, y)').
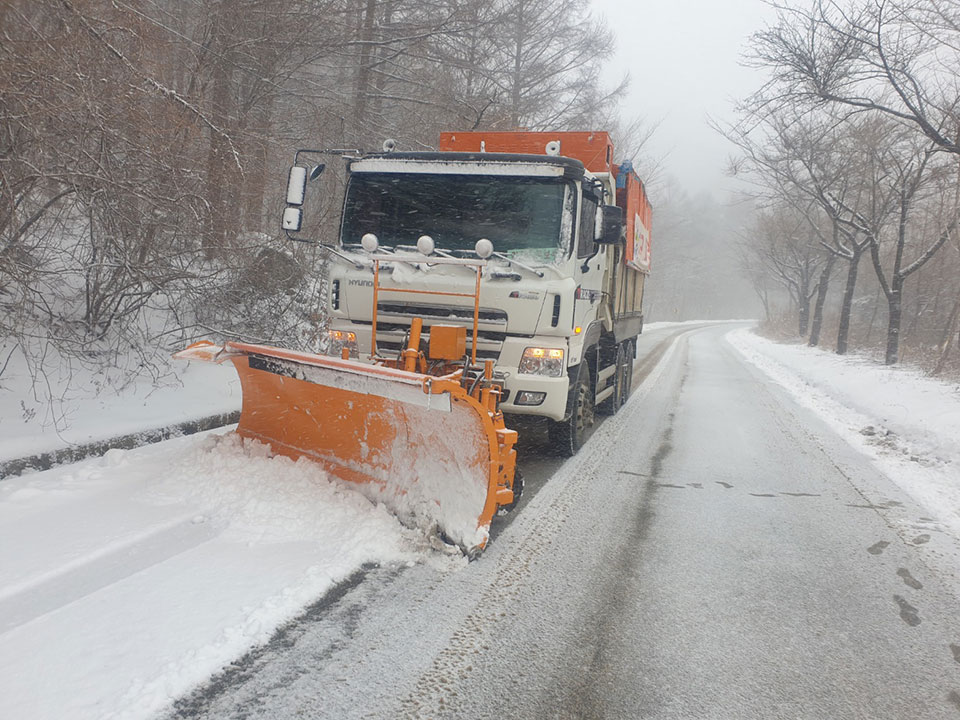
top-left (352, 0), bottom-right (377, 131)
top-left (864, 285), bottom-right (881, 344)
top-left (837, 251), bottom-right (861, 355)
top-left (809, 255), bottom-right (835, 347)
top-left (885, 278), bottom-right (904, 365)
top-left (509, 1), bottom-right (525, 126)
top-left (798, 296), bottom-right (811, 336)
top-left (242, 98), bottom-right (273, 234)
top-left (202, 11), bottom-right (234, 260)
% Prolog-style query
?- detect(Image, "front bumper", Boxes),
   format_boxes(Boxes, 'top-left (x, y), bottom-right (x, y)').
top-left (328, 322), bottom-right (571, 421)
top-left (494, 336), bottom-right (569, 421)
top-left (497, 373), bottom-right (568, 421)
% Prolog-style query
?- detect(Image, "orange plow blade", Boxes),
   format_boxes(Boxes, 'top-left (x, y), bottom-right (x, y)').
top-left (175, 341), bottom-right (517, 554)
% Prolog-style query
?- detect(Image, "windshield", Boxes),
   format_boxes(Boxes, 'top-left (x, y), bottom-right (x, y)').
top-left (341, 173), bottom-right (571, 259)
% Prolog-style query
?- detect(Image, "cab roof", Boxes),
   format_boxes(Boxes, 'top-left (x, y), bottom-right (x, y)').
top-left (352, 151), bottom-right (586, 180)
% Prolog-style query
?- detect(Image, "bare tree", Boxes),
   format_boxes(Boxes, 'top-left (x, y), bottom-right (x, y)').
top-left (723, 109), bottom-right (876, 352)
top-left (859, 136), bottom-right (957, 363)
top-left (728, 0), bottom-right (960, 368)
top-left (3, 0), bottom-right (641, 412)
top-left (419, 0), bottom-right (625, 130)
top-left (752, 0), bottom-right (960, 155)
top-left (746, 203), bottom-right (831, 336)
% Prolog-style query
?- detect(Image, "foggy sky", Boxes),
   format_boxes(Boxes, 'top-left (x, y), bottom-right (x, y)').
top-left (594, 0), bottom-right (778, 198)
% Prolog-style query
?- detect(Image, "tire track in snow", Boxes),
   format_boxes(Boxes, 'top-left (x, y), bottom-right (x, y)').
top-left (559, 347), bottom-right (692, 720)
top-left (491, 324), bottom-right (710, 540)
top-left (394, 332), bottom-right (689, 718)
top-left (0, 514), bottom-right (218, 633)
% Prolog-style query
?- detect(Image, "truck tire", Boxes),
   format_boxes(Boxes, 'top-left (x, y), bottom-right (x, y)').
top-left (599, 342), bottom-right (631, 416)
top-left (549, 368), bottom-right (595, 457)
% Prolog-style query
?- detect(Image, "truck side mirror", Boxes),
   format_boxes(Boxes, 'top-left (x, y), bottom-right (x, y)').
top-left (283, 165), bottom-right (312, 232)
top-left (282, 207), bottom-right (303, 231)
top-left (281, 154), bottom-right (329, 237)
top-left (286, 166), bottom-right (308, 205)
top-left (597, 205), bottom-right (625, 245)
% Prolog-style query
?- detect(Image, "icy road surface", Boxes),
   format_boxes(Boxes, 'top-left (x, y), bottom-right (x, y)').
top-left (167, 325), bottom-right (960, 719)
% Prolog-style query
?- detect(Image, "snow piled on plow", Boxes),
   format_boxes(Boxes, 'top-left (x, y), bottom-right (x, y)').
top-left (352, 396), bottom-right (492, 551)
top-left (0, 430), bottom-right (447, 720)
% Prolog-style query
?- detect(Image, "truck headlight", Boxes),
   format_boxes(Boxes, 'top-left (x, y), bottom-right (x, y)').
top-left (519, 347), bottom-right (564, 377)
top-left (327, 330), bottom-right (358, 358)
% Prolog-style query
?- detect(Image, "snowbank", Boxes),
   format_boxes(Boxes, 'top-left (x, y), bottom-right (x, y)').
top-left (0, 352), bottom-right (241, 466)
top-left (727, 328), bottom-right (960, 537)
top-left (0, 431), bottom-right (436, 720)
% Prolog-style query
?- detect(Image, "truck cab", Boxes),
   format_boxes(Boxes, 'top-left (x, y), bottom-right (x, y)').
top-left (289, 131), bottom-right (652, 455)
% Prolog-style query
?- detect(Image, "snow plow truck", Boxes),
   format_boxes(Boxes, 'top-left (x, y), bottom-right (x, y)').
top-left (177, 131), bottom-right (652, 555)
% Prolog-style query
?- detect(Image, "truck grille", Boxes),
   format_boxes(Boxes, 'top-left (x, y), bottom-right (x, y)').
top-left (376, 302), bottom-right (507, 326)
top-left (366, 302), bottom-right (507, 360)
top-left (375, 337), bottom-right (501, 362)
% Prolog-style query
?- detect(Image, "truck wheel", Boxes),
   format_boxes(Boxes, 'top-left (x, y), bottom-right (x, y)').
top-left (549, 369), bottom-right (595, 457)
top-left (599, 343), bottom-right (630, 416)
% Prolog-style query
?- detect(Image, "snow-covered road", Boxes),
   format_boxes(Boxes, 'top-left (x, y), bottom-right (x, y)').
top-left (4, 323), bottom-right (960, 719)
top-left (0, 431), bottom-right (428, 719)
top-left (161, 325), bottom-right (960, 719)
top-left (0, 321), bottom-right (705, 719)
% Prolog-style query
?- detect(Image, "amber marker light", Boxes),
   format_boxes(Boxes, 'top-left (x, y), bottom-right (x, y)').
top-left (328, 329), bottom-right (358, 358)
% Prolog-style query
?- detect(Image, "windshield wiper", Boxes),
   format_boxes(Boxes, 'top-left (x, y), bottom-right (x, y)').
top-left (436, 245), bottom-right (547, 279)
top-left (491, 252), bottom-right (545, 278)
top-left (323, 244), bottom-right (365, 269)
top-left (430, 246), bottom-right (535, 281)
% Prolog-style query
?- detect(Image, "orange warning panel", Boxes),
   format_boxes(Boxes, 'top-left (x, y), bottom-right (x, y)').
top-left (438, 131), bottom-right (614, 174)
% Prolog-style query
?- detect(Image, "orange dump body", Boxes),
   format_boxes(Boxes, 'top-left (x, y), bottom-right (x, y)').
top-left (175, 340), bottom-right (517, 554)
top-left (438, 130), bottom-right (615, 173)
top-left (616, 163), bottom-right (653, 274)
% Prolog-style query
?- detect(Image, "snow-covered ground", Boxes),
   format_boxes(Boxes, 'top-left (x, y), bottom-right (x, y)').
top-left (0, 355), bottom-right (241, 465)
top-left (642, 319), bottom-right (734, 332)
top-left (728, 328), bottom-right (960, 538)
top-left (0, 431), bottom-right (445, 720)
